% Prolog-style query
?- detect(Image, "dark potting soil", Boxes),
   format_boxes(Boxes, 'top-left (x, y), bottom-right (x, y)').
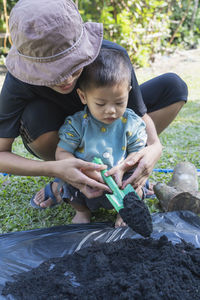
top-left (2, 235), bottom-right (200, 300)
top-left (120, 192), bottom-right (153, 237)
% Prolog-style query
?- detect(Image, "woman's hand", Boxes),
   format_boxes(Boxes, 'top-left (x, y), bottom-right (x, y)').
top-left (53, 157), bottom-right (110, 198)
top-left (105, 142), bottom-right (162, 190)
top-left (122, 143), bottom-right (162, 189)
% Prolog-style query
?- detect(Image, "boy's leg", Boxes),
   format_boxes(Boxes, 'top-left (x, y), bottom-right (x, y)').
top-left (61, 184), bottom-right (91, 223)
top-left (115, 214), bottom-right (126, 227)
top-left (140, 72), bottom-right (188, 134)
top-left (67, 201), bottom-right (91, 224)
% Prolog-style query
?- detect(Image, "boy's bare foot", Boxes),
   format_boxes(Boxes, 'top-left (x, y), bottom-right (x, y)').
top-left (144, 181), bottom-right (155, 198)
top-left (72, 209), bottom-right (91, 224)
top-left (33, 181), bottom-right (62, 208)
top-left (115, 213), bottom-right (127, 228)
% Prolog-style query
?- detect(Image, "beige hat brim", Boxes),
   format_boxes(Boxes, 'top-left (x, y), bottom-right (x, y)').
top-left (6, 22), bottom-right (103, 86)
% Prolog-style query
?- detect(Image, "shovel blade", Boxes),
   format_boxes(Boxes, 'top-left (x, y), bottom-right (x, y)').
top-left (105, 185), bottom-right (141, 212)
top-left (123, 184), bottom-right (141, 200)
top-left (105, 193), bottom-right (124, 212)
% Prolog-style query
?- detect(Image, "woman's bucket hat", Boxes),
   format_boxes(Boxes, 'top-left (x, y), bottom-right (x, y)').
top-left (6, 0), bottom-right (103, 86)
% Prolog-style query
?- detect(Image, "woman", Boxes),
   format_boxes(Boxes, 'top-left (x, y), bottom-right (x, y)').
top-left (0, 0), bottom-right (188, 209)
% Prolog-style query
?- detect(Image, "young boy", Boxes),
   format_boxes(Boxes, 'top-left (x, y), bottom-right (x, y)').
top-left (56, 48), bottom-right (147, 227)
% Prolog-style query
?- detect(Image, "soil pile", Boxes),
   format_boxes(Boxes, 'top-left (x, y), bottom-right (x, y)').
top-left (3, 235), bottom-right (200, 300)
top-left (120, 192), bottom-right (153, 237)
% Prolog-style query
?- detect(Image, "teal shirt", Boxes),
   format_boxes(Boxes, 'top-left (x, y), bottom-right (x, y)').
top-left (58, 107), bottom-right (147, 169)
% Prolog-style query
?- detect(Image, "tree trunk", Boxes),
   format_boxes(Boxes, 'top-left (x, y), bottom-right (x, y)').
top-left (190, 0), bottom-right (199, 30)
top-left (154, 162), bottom-right (200, 213)
top-left (169, 0), bottom-right (191, 45)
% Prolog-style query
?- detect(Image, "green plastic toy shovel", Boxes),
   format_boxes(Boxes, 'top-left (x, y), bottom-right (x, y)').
top-left (93, 157), bottom-right (141, 212)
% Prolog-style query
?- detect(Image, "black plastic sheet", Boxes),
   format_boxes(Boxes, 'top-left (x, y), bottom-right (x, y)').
top-left (0, 211), bottom-right (200, 299)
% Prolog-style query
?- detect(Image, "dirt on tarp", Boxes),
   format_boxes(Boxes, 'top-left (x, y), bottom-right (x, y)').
top-left (120, 192), bottom-right (153, 237)
top-left (2, 235), bottom-right (200, 300)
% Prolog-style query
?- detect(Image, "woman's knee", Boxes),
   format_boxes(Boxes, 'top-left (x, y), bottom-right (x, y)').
top-left (160, 72), bottom-right (188, 97)
top-left (141, 72), bottom-right (188, 113)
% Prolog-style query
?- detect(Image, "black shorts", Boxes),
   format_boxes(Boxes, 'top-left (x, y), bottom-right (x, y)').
top-left (20, 72), bottom-right (187, 155)
top-left (140, 72), bottom-right (188, 113)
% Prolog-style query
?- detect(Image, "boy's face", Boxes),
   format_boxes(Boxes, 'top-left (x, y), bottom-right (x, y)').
top-left (77, 81), bottom-right (131, 124)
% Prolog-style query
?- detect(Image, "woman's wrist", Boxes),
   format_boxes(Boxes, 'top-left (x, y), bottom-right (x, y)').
top-left (40, 160), bottom-right (57, 178)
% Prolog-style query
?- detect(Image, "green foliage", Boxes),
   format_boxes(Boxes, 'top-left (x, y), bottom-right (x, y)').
top-left (0, 47), bottom-right (8, 64)
top-left (0, 175), bottom-right (74, 233)
top-left (169, 0), bottom-right (200, 49)
top-left (1, 0), bottom-right (200, 67)
top-left (0, 0), bottom-right (17, 16)
top-left (80, 0), bottom-right (171, 67)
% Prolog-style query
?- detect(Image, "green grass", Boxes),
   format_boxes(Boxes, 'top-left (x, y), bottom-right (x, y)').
top-left (0, 70), bottom-right (200, 233)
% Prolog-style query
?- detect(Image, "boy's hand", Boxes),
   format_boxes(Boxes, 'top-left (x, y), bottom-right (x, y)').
top-left (105, 163), bottom-right (126, 188)
top-left (81, 185), bottom-right (104, 198)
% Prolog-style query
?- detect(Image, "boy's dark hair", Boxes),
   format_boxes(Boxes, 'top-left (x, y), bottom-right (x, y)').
top-left (78, 48), bottom-right (132, 90)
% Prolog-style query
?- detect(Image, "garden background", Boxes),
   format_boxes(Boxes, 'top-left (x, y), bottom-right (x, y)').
top-left (0, 0), bottom-right (199, 233)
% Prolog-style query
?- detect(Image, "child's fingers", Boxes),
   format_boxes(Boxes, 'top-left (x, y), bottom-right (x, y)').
top-left (81, 186), bottom-right (104, 198)
top-left (113, 173), bottom-right (123, 188)
top-left (104, 165), bottom-right (118, 177)
top-left (104, 164), bottom-right (125, 177)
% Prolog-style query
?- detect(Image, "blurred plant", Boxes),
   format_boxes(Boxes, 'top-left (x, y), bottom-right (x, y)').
top-left (0, 46), bottom-right (8, 64)
top-left (80, 0), bottom-right (171, 67)
top-left (0, 0), bottom-right (14, 50)
top-left (169, 0), bottom-right (200, 49)
top-left (0, 0), bottom-right (199, 67)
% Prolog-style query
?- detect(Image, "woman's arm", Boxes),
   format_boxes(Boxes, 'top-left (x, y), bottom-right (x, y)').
top-left (0, 139), bottom-right (110, 198)
top-left (56, 146), bottom-right (110, 197)
top-left (142, 113), bottom-right (161, 146)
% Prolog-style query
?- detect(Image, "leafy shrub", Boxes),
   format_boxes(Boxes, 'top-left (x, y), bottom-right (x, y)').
top-left (1, 0), bottom-right (200, 67)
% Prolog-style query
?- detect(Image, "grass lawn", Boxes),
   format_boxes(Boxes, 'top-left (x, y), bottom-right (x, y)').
top-left (0, 56), bottom-right (199, 233)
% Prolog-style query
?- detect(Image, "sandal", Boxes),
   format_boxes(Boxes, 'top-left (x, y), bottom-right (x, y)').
top-left (30, 178), bottom-right (61, 209)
